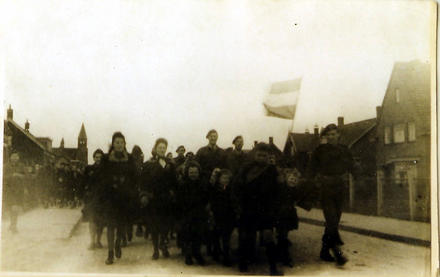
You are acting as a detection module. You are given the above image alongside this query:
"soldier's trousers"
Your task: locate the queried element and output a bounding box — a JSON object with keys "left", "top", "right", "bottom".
{"left": 320, "top": 180, "right": 345, "bottom": 248}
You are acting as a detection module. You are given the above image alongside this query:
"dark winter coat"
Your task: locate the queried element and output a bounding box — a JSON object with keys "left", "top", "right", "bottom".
{"left": 232, "top": 162, "right": 282, "bottom": 230}
{"left": 93, "top": 151, "right": 137, "bottom": 226}
{"left": 176, "top": 176, "right": 209, "bottom": 228}
{"left": 209, "top": 184, "right": 236, "bottom": 231}
{"left": 81, "top": 163, "right": 102, "bottom": 221}
{"left": 277, "top": 184, "right": 299, "bottom": 231}
{"left": 139, "top": 157, "right": 177, "bottom": 220}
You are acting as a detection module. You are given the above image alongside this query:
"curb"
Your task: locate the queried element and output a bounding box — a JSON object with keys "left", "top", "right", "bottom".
{"left": 299, "top": 217, "right": 430, "bottom": 247}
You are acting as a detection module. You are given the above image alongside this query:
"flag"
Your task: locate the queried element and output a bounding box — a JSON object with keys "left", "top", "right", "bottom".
{"left": 263, "top": 78, "right": 301, "bottom": 119}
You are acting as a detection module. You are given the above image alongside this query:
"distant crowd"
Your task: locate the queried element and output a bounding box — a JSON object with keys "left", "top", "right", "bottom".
{"left": 3, "top": 125, "right": 354, "bottom": 275}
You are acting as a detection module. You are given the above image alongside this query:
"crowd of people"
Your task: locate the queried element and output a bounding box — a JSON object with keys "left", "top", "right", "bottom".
{"left": 3, "top": 124, "right": 355, "bottom": 275}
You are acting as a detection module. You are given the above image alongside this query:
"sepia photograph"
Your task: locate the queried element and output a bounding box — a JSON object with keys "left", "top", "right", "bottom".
{"left": 0, "top": 0, "right": 437, "bottom": 276}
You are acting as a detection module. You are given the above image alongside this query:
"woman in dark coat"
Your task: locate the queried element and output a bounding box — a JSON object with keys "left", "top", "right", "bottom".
{"left": 82, "top": 148, "right": 104, "bottom": 250}
{"left": 139, "top": 138, "right": 177, "bottom": 260}
{"left": 94, "top": 132, "right": 137, "bottom": 265}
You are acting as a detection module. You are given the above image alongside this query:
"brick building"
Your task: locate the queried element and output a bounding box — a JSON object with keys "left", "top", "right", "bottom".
{"left": 376, "top": 60, "right": 431, "bottom": 222}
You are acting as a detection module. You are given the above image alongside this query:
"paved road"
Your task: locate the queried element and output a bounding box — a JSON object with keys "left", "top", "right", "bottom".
{"left": 1, "top": 208, "right": 430, "bottom": 276}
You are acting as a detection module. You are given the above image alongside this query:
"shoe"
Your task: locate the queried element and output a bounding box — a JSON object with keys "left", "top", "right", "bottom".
{"left": 162, "top": 247, "right": 170, "bottom": 258}
{"left": 222, "top": 257, "right": 232, "bottom": 267}
{"left": 121, "top": 238, "right": 127, "bottom": 247}
{"left": 105, "top": 251, "right": 114, "bottom": 265}
{"left": 331, "top": 247, "right": 347, "bottom": 266}
{"left": 270, "top": 264, "right": 284, "bottom": 276}
{"left": 96, "top": 242, "right": 103, "bottom": 249}
{"left": 282, "top": 257, "right": 294, "bottom": 268}
{"left": 88, "top": 243, "right": 96, "bottom": 250}
{"left": 320, "top": 247, "right": 335, "bottom": 262}
{"left": 136, "top": 226, "right": 143, "bottom": 237}
{"left": 152, "top": 251, "right": 159, "bottom": 260}
{"left": 115, "top": 245, "right": 122, "bottom": 259}
{"left": 194, "top": 254, "right": 206, "bottom": 266}
{"left": 185, "top": 255, "right": 194, "bottom": 265}
{"left": 239, "top": 262, "right": 248, "bottom": 273}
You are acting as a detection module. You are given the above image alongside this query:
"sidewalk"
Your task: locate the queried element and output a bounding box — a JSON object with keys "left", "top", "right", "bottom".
{"left": 297, "top": 208, "right": 431, "bottom": 247}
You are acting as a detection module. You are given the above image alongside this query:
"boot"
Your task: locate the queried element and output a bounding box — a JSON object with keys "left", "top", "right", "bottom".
{"left": 185, "top": 255, "right": 194, "bottom": 265}
{"left": 161, "top": 245, "right": 170, "bottom": 258}
{"left": 115, "top": 245, "right": 122, "bottom": 259}
{"left": 105, "top": 250, "right": 114, "bottom": 265}
{"left": 270, "top": 264, "right": 284, "bottom": 276}
{"left": 320, "top": 245, "right": 335, "bottom": 262}
{"left": 152, "top": 250, "right": 159, "bottom": 260}
{"left": 136, "top": 225, "right": 143, "bottom": 237}
{"left": 331, "top": 246, "right": 347, "bottom": 266}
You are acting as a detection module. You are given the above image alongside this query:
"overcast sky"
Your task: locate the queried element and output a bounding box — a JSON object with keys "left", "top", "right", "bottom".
{"left": 1, "top": 0, "right": 434, "bottom": 163}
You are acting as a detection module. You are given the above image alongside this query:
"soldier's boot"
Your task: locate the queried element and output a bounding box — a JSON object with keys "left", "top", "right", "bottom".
{"left": 105, "top": 250, "right": 114, "bottom": 265}
{"left": 331, "top": 246, "right": 347, "bottom": 266}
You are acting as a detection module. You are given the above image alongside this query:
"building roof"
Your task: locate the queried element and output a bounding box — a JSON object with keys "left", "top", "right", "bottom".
{"left": 338, "top": 118, "right": 376, "bottom": 147}
{"left": 287, "top": 133, "right": 321, "bottom": 153}
{"left": 6, "top": 119, "right": 49, "bottom": 153}
{"left": 53, "top": 147, "right": 78, "bottom": 160}
{"left": 78, "top": 123, "right": 87, "bottom": 139}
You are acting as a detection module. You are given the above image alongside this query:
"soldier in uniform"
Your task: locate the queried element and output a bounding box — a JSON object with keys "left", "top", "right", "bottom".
{"left": 195, "top": 129, "right": 226, "bottom": 184}
{"left": 232, "top": 143, "right": 283, "bottom": 275}
{"left": 225, "top": 135, "right": 247, "bottom": 176}
{"left": 174, "top": 145, "right": 186, "bottom": 168}
{"left": 307, "top": 123, "right": 354, "bottom": 266}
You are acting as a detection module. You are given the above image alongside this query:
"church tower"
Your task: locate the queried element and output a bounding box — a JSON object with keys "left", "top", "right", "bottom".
{"left": 77, "top": 123, "right": 88, "bottom": 164}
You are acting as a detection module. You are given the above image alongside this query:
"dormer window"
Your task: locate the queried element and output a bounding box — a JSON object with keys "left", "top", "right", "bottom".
{"left": 395, "top": 88, "right": 400, "bottom": 103}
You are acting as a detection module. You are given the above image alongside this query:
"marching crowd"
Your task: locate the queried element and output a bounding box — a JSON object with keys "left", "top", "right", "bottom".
{"left": 3, "top": 124, "right": 354, "bottom": 275}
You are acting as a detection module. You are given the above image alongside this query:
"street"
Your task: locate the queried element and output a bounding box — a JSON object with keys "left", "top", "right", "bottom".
{"left": 1, "top": 208, "right": 430, "bottom": 276}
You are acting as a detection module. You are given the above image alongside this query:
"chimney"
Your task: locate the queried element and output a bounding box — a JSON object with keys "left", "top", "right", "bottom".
{"left": 25, "top": 120, "right": 30, "bottom": 132}
{"left": 314, "top": 124, "right": 319, "bottom": 136}
{"left": 7, "top": 105, "right": 13, "bottom": 120}
{"left": 376, "top": 106, "right": 382, "bottom": 119}
{"left": 337, "top": 116, "right": 344, "bottom": 128}
{"left": 269, "top": 137, "right": 274, "bottom": 144}
{"left": 254, "top": 140, "right": 258, "bottom": 147}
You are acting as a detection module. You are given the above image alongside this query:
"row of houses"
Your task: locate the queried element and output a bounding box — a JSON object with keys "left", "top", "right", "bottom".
{"left": 4, "top": 105, "right": 89, "bottom": 169}
{"left": 283, "top": 60, "right": 431, "bottom": 222}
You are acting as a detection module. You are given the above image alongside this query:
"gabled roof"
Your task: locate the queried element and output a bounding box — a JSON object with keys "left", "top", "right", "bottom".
{"left": 6, "top": 119, "right": 48, "bottom": 152}
{"left": 338, "top": 118, "right": 376, "bottom": 147}
{"left": 53, "top": 147, "right": 78, "bottom": 160}
{"left": 287, "top": 133, "right": 320, "bottom": 153}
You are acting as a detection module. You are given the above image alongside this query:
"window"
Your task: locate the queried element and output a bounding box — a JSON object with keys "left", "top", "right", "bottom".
{"left": 393, "top": 124, "right": 405, "bottom": 143}
{"left": 395, "top": 88, "right": 400, "bottom": 103}
{"left": 408, "top": 122, "right": 416, "bottom": 141}
{"left": 384, "top": 126, "right": 391, "bottom": 144}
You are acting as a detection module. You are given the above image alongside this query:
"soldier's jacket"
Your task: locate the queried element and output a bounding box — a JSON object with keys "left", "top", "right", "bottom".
{"left": 195, "top": 145, "right": 226, "bottom": 182}
{"left": 307, "top": 143, "right": 354, "bottom": 177}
